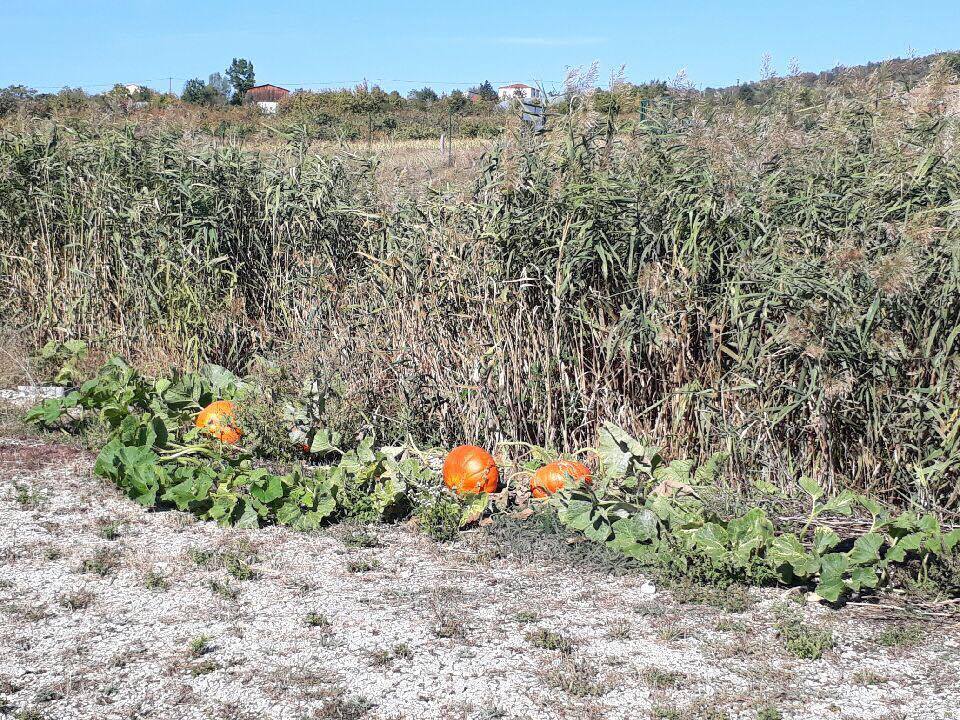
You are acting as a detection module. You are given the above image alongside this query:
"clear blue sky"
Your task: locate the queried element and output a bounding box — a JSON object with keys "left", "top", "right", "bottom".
{"left": 2, "top": 1, "right": 958, "bottom": 95}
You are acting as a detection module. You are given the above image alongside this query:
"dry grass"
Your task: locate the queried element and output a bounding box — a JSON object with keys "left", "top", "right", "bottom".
{"left": 2, "top": 65, "right": 960, "bottom": 507}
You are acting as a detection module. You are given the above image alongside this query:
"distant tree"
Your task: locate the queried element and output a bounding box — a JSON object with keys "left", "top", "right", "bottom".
{"left": 208, "top": 72, "right": 231, "bottom": 104}
{"left": 0, "top": 85, "right": 37, "bottom": 116}
{"left": 133, "top": 86, "right": 153, "bottom": 102}
{"left": 103, "top": 84, "right": 135, "bottom": 112}
{"left": 469, "top": 80, "right": 497, "bottom": 102}
{"left": 226, "top": 58, "right": 255, "bottom": 104}
{"left": 181, "top": 78, "right": 220, "bottom": 105}
{"left": 737, "top": 83, "right": 756, "bottom": 103}
{"left": 946, "top": 53, "right": 960, "bottom": 77}
{"left": 181, "top": 78, "right": 206, "bottom": 104}
{"left": 49, "top": 87, "right": 89, "bottom": 113}
{"left": 592, "top": 89, "right": 622, "bottom": 116}
{"left": 444, "top": 89, "right": 468, "bottom": 114}
{"left": 407, "top": 86, "right": 438, "bottom": 107}
{"left": 347, "top": 84, "right": 389, "bottom": 115}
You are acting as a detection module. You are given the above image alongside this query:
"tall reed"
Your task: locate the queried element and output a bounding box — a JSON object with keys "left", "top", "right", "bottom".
{"left": 2, "top": 68, "right": 959, "bottom": 508}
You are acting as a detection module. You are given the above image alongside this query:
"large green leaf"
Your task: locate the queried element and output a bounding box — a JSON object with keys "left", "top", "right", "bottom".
{"left": 848, "top": 533, "right": 883, "bottom": 565}
{"left": 812, "top": 526, "right": 841, "bottom": 555}
{"left": 597, "top": 422, "right": 659, "bottom": 479}
{"left": 815, "top": 553, "right": 851, "bottom": 602}
{"left": 768, "top": 533, "right": 819, "bottom": 577}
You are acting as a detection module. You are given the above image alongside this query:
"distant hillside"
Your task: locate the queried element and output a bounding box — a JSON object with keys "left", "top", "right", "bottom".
{"left": 704, "top": 50, "right": 960, "bottom": 103}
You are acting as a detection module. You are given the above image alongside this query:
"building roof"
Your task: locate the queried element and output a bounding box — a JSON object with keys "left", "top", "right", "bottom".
{"left": 498, "top": 83, "right": 535, "bottom": 90}
{"left": 246, "top": 84, "right": 290, "bottom": 102}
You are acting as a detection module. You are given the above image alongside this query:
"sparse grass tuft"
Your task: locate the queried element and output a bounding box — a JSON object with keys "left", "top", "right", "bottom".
{"left": 305, "top": 612, "right": 332, "bottom": 628}
{"left": 14, "top": 484, "right": 45, "bottom": 510}
{"left": 670, "top": 580, "right": 752, "bottom": 613}
{"left": 208, "top": 578, "right": 239, "bottom": 600}
{"left": 342, "top": 530, "right": 381, "bottom": 548}
{"left": 143, "top": 568, "right": 169, "bottom": 590}
{"left": 368, "top": 644, "right": 412, "bottom": 667}
{"left": 774, "top": 607, "right": 834, "bottom": 660}
{"left": 641, "top": 667, "right": 686, "bottom": 689}
{"left": 14, "top": 707, "right": 47, "bottom": 720}
{"left": 657, "top": 622, "right": 691, "bottom": 642}
{"left": 433, "top": 613, "right": 467, "bottom": 640}
{"left": 59, "top": 590, "right": 94, "bottom": 610}
{"left": 607, "top": 619, "right": 632, "bottom": 640}
{"left": 188, "top": 634, "right": 212, "bottom": 657}
{"left": 315, "top": 694, "right": 372, "bottom": 720}
{"left": 526, "top": 628, "right": 575, "bottom": 654}
{"left": 852, "top": 669, "right": 888, "bottom": 686}
{"left": 347, "top": 558, "right": 381, "bottom": 574}
{"left": 188, "top": 547, "right": 215, "bottom": 567}
{"left": 542, "top": 656, "right": 606, "bottom": 697}
{"left": 80, "top": 548, "right": 119, "bottom": 576}
{"left": 221, "top": 541, "right": 258, "bottom": 580}
{"left": 392, "top": 643, "right": 413, "bottom": 660}
{"left": 876, "top": 624, "right": 925, "bottom": 648}
{"left": 98, "top": 521, "right": 121, "bottom": 540}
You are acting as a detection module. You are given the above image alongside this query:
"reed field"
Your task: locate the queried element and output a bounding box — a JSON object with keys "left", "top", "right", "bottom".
{"left": 2, "top": 64, "right": 960, "bottom": 509}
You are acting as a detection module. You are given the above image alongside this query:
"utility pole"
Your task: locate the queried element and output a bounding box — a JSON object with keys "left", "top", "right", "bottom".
{"left": 168, "top": 77, "right": 172, "bottom": 95}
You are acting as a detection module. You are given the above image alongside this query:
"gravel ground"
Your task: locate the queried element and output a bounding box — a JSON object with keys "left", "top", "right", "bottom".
{"left": 1, "top": 435, "right": 959, "bottom": 720}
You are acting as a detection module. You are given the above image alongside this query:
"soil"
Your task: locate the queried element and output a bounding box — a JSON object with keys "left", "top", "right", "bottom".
{"left": 1, "top": 436, "right": 958, "bottom": 720}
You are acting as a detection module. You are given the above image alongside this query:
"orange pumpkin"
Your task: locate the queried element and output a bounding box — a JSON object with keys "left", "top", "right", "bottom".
{"left": 195, "top": 400, "right": 241, "bottom": 444}
{"left": 443, "top": 445, "right": 499, "bottom": 494}
{"left": 531, "top": 460, "right": 592, "bottom": 498}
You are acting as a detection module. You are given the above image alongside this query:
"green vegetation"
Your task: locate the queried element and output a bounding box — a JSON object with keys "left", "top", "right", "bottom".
{"left": 4, "top": 57, "right": 960, "bottom": 510}
{"left": 876, "top": 624, "right": 925, "bottom": 648}
{"left": 774, "top": 607, "right": 835, "bottom": 659}
{"left": 5, "top": 54, "right": 960, "bottom": 607}
{"left": 526, "top": 628, "right": 575, "bottom": 654}
{"left": 18, "top": 350, "right": 960, "bottom": 603}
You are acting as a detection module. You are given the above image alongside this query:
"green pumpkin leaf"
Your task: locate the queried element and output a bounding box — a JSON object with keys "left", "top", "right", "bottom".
{"left": 249, "top": 474, "right": 285, "bottom": 504}
{"left": 769, "top": 533, "right": 819, "bottom": 577}
{"left": 597, "top": 422, "right": 659, "bottom": 480}
{"left": 943, "top": 529, "right": 960, "bottom": 552}
{"left": 162, "top": 470, "right": 214, "bottom": 511}
{"left": 885, "top": 532, "right": 925, "bottom": 563}
{"left": 849, "top": 565, "right": 879, "bottom": 590}
{"left": 558, "top": 499, "right": 595, "bottom": 532}
{"left": 235, "top": 501, "right": 261, "bottom": 529}
{"left": 690, "top": 522, "right": 730, "bottom": 561}
{"left": 815, "top": 553, "right": 850, "bottom": 602}
{"left": 799, "top": 476, "right": 823, "bottom": 501}
{"left": 583, "top": 514, "right": 613, "bottom": 544}
{"left": 820, "top": 490, "right": 855, "bottom": 517}
{"left": 813, "top": 526, "right": 841, "bottom": 555}
{"left": 459, "top": 493, "right": 489, "bottom": 527}
{"left": 609, "top": 509, "right": 659, "bottom": 546}
{"left": 849, "top": 533, "right": 883, "bottom": 565}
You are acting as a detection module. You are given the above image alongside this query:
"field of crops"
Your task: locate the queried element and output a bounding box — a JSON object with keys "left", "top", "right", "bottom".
{"left": 2, "top": 64, "right": 960, "bottom": 514}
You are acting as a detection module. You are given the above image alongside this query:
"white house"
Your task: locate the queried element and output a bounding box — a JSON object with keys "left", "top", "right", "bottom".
{"left": 497, "top": 83, "right": 541, "bottom": 102}
{"left": 245, "top": 84, "right": 290, "bottom": 114}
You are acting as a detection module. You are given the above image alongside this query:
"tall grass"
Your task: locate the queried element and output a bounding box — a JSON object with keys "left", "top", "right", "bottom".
{"left": 2, "top": 67, "right": 959, "bottom": 507}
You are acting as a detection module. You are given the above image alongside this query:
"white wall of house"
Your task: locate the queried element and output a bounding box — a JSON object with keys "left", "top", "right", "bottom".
{"left": 256, "top": 101, "right": 280, "bottom": 114}
{"left": 498, "top": 85, "right": 541, "bottom": 102}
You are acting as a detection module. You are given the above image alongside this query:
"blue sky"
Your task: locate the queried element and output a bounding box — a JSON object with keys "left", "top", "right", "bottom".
{"left": 2, "top": 1, "right": 958, "bottom": 95}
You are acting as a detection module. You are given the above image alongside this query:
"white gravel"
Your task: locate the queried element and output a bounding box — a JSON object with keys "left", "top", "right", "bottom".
{"left": 1, "top": 434, "right": 959, "bottom": 720}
